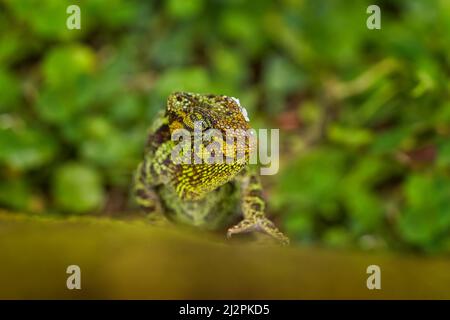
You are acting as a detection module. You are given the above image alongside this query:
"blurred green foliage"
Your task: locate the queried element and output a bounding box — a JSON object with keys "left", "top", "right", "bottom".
{"left": 0, "top": 0, "right": 449, "bottom": 253}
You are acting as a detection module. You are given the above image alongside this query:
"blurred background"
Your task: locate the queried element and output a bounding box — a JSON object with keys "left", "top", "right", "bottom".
{"left": 0, "top": 0, "right": 449, "bottom": 255}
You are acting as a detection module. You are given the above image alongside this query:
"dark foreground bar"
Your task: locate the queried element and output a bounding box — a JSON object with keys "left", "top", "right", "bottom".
{"left": 0, "top": 300, "right": 447, "bottom": 318}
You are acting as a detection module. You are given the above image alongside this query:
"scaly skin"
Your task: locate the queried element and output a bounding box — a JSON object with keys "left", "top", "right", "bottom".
{"left": 133, "top": 92, "right": 289, "bottom": 245}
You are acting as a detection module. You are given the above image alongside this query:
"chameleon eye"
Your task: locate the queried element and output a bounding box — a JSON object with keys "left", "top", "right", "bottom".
{"left": 184, "top": 112, "right": 211, "bottom": 130}
{"left": 201, "top": 117, "right": 212, "bottom": 130}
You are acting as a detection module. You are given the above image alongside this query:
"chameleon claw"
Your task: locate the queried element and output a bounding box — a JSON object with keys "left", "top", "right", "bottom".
{"left": 227, "top": 218, "right": 290, "bottom": 245}
{"left": 257, "top": 218, "right": 290, "bottom": 246}
{"left": 227, "top": 219, "right": 258, "bottom": 238}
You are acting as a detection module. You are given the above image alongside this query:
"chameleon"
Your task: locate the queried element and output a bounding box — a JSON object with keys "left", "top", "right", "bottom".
{"left": 133, "top": 92, "right": 289, "bottom": 245}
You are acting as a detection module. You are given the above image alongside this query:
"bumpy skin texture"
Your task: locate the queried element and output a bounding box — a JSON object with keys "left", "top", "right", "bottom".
{"left": 133, "top": 92, "right": 289, "bottom": 244}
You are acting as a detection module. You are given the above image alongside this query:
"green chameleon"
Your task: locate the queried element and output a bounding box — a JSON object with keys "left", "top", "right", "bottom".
{"left": 133, "top": 92, "right": 289, "bottom": 245}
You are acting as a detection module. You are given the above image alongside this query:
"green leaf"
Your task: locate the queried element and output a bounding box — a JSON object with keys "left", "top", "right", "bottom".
{"left": 166, "top": 0, "right": 204, "bottom": 19}
{"left": 399, "top": 174, "right": 450, "bottom": 250}
{"left": 327, "top": 125, "right": 373, "bottom": 147}
{"left": 52, "top": 163, "right": 104, "bottom": 214}
{"left": 0, "top": 179, "right": 31, "bottom": 211}
{"left": 42, "top": 45, "right": 96, "bottom": 90}
{"left": 0, "top": 127, "right": 57, "bottom": 170}
{"left": 0, "top": 69, "right": 20, "bottom": 112}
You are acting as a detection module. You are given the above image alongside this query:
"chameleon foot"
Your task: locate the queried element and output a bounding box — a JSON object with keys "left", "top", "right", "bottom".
{"left": 227, "top": 218, "right": 290, "bottom": 245}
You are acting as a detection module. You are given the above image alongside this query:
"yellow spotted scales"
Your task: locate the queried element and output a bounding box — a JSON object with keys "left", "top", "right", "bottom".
{"left": 133, "top": 92, "right": 289, "bottom": 244}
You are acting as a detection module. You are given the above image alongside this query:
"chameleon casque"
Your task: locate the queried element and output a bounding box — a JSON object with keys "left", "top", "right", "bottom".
{"left": 133, "top": 92, "right": 289, "bottom": 244}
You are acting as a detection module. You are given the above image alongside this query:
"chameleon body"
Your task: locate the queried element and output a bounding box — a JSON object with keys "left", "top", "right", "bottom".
{"left": 133, "top": 92, "right": 289, "bottom": 244}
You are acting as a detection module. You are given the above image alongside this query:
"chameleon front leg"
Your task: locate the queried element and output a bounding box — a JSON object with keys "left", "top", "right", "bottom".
{"left": 133, "top": 160, "right": 163, "bottom": 215}
{"left": 227, "top": 170, "right": 290, "bottom": 245}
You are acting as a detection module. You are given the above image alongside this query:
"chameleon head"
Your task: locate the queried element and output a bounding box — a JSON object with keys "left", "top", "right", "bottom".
{"left": 167, "top": 92, "right": 251, "bottom": 134}
{"left": 166, "top": 92, "right": 253, "bottom": 199}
